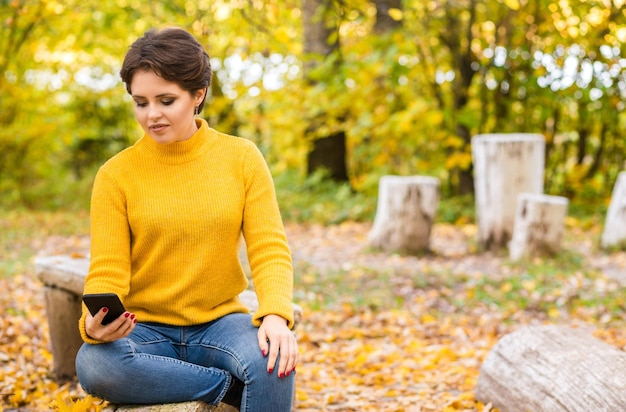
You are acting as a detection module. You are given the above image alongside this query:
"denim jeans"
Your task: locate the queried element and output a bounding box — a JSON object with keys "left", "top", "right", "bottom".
{"left": 75, "top": 313, "right": 295, "bottom": 411}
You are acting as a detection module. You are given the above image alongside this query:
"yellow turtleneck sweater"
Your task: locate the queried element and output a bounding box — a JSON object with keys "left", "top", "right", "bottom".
{"left": 79, "top": 119, "right": 293, "bottom": 344}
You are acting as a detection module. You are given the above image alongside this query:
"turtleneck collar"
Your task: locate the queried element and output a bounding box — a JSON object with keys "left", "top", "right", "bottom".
{"left": 137, "top": 118, "right": 216, "bottom": 164}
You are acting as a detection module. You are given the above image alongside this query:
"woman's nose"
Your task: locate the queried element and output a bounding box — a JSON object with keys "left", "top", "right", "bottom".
{"left": 147, "top": 104, "right": 162, "bottom": 120}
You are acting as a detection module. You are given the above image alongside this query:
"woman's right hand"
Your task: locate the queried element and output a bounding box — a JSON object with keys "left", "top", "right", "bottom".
{"left": 85, "top": 308, "right": 136, "bottom": 342}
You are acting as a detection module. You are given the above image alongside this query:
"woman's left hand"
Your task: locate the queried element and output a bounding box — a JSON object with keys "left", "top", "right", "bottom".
{"left": 258, "top": 314, "right": 298, "bottom": 378}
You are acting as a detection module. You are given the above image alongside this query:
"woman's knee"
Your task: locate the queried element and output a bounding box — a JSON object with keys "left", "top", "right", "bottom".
{"left": 75, "top": 341, "right": 132, "bottom": 394}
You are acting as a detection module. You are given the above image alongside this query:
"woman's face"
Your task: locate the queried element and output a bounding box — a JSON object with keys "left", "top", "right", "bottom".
{"left": 130, "top": 70, "right": 205, "bottom": 144}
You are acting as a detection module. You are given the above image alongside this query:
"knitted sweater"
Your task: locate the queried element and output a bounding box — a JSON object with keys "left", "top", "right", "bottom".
{"left": 79, "top": 119, "right": 293, "bottom": 344}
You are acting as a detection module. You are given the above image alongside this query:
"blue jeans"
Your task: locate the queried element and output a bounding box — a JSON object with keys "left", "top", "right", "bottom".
{"left": 75, "top": 313, "right": 295, "bottom": 411}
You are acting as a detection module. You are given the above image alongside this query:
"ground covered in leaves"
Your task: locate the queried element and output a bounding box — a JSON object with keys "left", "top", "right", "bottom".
{"left": 2, "top": 219, "right": 626, "bottom": 411}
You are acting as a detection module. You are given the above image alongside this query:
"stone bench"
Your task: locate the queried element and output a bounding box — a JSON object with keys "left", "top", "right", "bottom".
{"left": 35, "top": 255, "right": 302, "bottom": 411}
{"left": 103, "top": 401, "right": 236, "bottom": 412}
{"left": 103, "top": 402, "right": 235, "bottom": 412}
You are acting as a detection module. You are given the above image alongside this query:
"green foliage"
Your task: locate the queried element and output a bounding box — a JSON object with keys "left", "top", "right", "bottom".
{"left": 1, "top": 0, "right": 625, "bottom": 211}
{"left": 275, "top": 169, "right": 376, "bottom": 224}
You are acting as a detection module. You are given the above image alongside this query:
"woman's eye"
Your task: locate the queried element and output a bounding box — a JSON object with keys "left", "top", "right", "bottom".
{"left": 135, "top": 101, "right": 147, "bottom": 108}
{"left": 162, "top": 99, "right": 174, "bottom": 105}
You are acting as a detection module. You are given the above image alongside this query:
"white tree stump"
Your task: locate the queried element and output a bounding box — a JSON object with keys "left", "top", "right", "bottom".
{"left": 475, "top": 325, "right": 626, "bottom": 412}
{"left": 472, "top": 133, "right": 545, "bottom": 251}
{"left": 509, "top": 193, "right": 569, "bottom": 261}
{"left": 368, "top": 175, "right": 440, "bottom": 254}
{"left": 601, "top": 171, "right": 626, "bottom": 250}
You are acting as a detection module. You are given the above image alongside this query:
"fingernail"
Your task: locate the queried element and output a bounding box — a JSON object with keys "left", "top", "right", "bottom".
{"left": 268, "top": 368, "right": 273, "bottom": 374}
{"left": 286, "top": 371, "right": 291, "bottom": 377}
{"left": 133, "top": 319, "right": 137, "bottom": 324}
{"left": 124, "top": 312, "right": 130, "bottom": 318}
{"left": 130, "top": 314, "right": 135, "bottom": 320}
{"left": 279, "top": 372, "right": 284, "bottom": 378}
{"left": 262, "top": 350, "right": 267, "bottom": 357}
{"left": 102, "top": 307, "right": 108, "bottom": 313}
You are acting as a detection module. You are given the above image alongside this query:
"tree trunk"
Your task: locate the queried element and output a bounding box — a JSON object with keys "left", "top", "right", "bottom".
{"left": 475, "top": 325, "right": 626, "bottom": 412}
{"left": 373, "top": 0, "right": 402, "bottom": 33}
{"left": 601, "top": 171, "right": 626, "bottom": 249}
{"left": 509, "top": 193, "right": 569, "bottom": 261}
{"left": 368, "top": 175, "right": 440, "bottom": 254}
{"left": 302, "top": 0, "right": 349, "bottom": 182}
{"left": 471, "top": 133, "right": 545, "bottom": 251}
{"left": 306, "top": 131, "right": 349, "bottom": 181}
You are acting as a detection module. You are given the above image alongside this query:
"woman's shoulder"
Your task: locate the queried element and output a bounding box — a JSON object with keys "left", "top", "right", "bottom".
{"left": 210, "top": 129, "right": 264, "bottom": 165}
{"left": 212, "top": 128, "right": 257, "bottom": 150}
{"left": 98, "top": 142, "right": 141, "bottom": 172}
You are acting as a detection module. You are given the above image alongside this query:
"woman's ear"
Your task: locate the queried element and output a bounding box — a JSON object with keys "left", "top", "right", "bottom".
{"left": 195, "top": 88, "right": 207, "bottom": 106}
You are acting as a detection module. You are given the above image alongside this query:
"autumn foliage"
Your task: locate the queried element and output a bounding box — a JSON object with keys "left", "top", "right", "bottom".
{"left": 2, "top": 214, "right": 626, "bottom": 411}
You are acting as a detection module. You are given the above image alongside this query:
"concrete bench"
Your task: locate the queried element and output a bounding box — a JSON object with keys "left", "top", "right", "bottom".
{"left": 35, "top": 254, "right": 302, "bottom": 411}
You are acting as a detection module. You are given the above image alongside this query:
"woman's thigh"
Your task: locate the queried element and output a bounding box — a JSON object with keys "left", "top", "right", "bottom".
{"left": 186, "top": 313, "right": 262, "bottom": 379}
{"left": 185, "top": 313, "right": 295, "bottom": 411}
{"left": 75, "top": 323, "right": 230, "bottom": 404}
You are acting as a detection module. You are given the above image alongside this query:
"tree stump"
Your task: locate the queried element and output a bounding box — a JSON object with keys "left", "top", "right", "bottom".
{"left": 509, "top": 193, "right": 569, "bottom": 261}
{"left": 368, "top": 175, "right": 440, "bottom": 254}
{"left": 601, "top": 171, "right": 626, "bottom": 250}
{"left": 475, "top": 325, "right": 626, "bottom": 412}
{"left": 471, "top": 133, "right": 545, "bottom": 251}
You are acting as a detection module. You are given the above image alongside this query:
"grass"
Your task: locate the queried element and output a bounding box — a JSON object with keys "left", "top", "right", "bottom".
{"left": 0, "top": 209, "right": 90, "bottom": 278}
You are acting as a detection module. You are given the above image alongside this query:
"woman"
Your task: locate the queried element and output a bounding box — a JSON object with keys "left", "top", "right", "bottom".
{"left": 75, "top": 27, "right": 297, "bottom": 411}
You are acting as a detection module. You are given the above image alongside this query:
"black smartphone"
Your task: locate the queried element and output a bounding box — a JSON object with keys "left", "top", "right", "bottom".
{"left": 82, "top": 293, "right": 126, "bottom": 325}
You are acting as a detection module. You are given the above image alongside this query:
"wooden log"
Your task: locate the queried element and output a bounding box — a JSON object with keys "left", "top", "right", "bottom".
{"left": 475, "top": 325, "right": 626, "bottom": 412}
{"left": 601, "top": 171, "right": 626, "bottom": 250}
{"left": 368, "top": 175, "right": 440, "bottom": 254}
{"left": 471, "top": 133, "right": 545, "bottom": 251}
{"left": 509, "top": 193, "right": 569, "bottom": 261}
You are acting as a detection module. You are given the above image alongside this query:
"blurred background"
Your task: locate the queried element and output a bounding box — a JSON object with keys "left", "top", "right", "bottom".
{"left": 1, "top": 0, "right": 626, "bottom": 223}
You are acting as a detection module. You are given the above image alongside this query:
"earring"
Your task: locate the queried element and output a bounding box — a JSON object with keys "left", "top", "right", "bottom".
{"left": 194, "top": 106, "right": 200, "bottom": 117}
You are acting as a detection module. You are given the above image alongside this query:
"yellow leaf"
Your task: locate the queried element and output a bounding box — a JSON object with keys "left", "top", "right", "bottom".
{"left": 385, "top": 388, "right": 399, "bottom": 397}
{"left": 388, "top": 8, "right": 403, "bottom": 21}
{"left": 502, "top": 0, "right": 520, "bottom": 10}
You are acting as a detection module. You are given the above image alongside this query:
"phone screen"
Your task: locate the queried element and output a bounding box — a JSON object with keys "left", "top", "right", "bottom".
{"left": 82, "top": 293, "right": 126, "bottom": 325}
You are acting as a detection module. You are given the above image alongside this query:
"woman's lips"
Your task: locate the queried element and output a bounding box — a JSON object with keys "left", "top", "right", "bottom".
{"left": 149, "top": 124, "right": 168, "bottom": 133}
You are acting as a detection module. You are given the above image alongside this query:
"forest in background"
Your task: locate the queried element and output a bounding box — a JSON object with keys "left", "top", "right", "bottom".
{"left": 1, "top": 0, "right": 626, "bottom": 214}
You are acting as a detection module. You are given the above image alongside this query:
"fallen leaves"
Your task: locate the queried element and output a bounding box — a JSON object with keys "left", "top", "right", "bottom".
{"left": 0, "top": 274, "right": 94, "bottom": 411}
{"left": 2, "top": 220, "right": 626, "bottom": 411}
{"left": 295, "top": 300, "right": 496, "bottom": 411}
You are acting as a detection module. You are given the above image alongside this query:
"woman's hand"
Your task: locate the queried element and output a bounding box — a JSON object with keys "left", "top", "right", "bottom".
{"left": 84, "top": 308, "right": 136, "bottom": 342}
{"left": 258, "top": 314, "right": 298, "bottom": 378}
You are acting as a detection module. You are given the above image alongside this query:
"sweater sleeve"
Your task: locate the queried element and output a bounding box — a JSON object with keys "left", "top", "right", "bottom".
{"left": 241, "top": 144, "right": 294, "bottom": 329}
{"left": 79, "top": 167, "right": 132, "bottom": 343}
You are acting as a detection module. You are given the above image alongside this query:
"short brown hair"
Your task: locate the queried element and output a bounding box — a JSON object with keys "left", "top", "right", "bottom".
{"left": 120, "top": 27, "right": 212, "bottom": 111}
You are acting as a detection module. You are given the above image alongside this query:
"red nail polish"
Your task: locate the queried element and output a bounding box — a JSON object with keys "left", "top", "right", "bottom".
{"left": 133, "top": 319, "right": 137, "bottom": 324}
{"left": 268, "top": 368, "right": 273, "bottom": 374}
{"left": 130, "top": 314, "right": 135, "bottom": 320}
{"left": 262, "top": 350, "right": 267, "bottom": 357}
{"left": 279, "top": 372, "right": 284, "bottom": 378}
{"left": 102, "top": 307, "right": 108, "bottom": 313}
{"left": 286, "top": 371, "right": 290, "bottom": 377}
{"left": 124, "top": 312, "right": 130, "bottom": 318}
